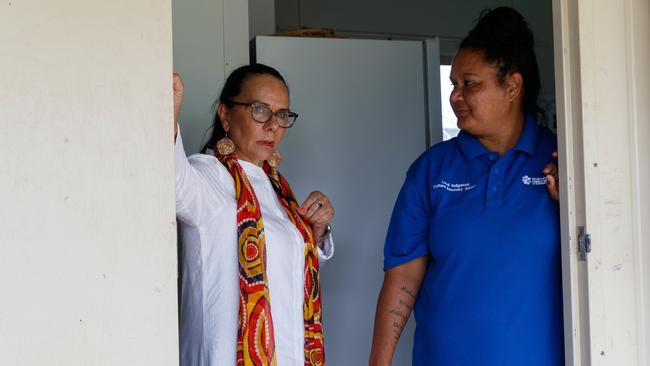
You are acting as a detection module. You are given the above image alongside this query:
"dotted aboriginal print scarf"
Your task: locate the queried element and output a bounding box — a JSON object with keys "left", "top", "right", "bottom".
{"left": 217, "top": 152, "right": 325, "bottom": 366}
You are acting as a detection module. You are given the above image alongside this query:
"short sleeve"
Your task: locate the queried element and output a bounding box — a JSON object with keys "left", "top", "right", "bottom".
{"left": 383, "top": 173, "right": 430, "bottom": 270}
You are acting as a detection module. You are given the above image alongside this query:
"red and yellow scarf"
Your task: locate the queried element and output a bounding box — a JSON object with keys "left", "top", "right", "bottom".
{"left": 218, "top": 152, "right": 325, "bottom": 366}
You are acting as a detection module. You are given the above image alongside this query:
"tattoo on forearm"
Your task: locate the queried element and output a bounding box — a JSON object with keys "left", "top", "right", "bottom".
{"left": 388, "top": 286, "right": 417, "bottom": 341}
{"left": 399, "top": 299, "right": 413, "bottom": 311}
{"left": 401, "top": 286, "right": 417, "bottom": 300}
{"left": 392, "top": 320, "right": 403, "bottom": 339}
{"left": 389, "top": 308, "right": 407, "bottom": 319}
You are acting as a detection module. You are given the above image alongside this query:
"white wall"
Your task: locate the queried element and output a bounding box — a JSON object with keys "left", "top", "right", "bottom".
{"left": 172, "top": 0, "right": 249, "bottom": 154}
{"left": 0, "top": 1, "right": 178, "bottom": 365}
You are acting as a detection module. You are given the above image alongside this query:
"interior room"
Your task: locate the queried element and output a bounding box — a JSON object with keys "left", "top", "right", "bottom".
{"left": 172, "top": 1, "right": 557, "bottom": 364}
{"left": 2, "top": 0, "right": 648, "bottom": 365}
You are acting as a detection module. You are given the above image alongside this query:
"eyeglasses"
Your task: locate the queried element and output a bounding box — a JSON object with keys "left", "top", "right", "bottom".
{"left": 228, "top": 101, "right": 299, "bottom": 128}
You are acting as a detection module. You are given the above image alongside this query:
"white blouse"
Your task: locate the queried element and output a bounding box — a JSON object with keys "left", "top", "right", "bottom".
{"left": 174, "top": 131, "right": 334, "bottom": 366}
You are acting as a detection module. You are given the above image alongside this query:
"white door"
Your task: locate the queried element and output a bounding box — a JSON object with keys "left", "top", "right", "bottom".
{"left": 553, "top": 0, "right": 650, "bottom": 364}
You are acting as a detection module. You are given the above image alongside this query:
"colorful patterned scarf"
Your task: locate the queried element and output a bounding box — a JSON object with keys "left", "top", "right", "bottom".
{"left": 217, "top": 152, "right": 325, "bottom": 366}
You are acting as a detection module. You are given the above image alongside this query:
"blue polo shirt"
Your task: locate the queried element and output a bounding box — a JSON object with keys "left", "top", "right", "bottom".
{"left": 384, "top": 116, "right": 564, "bottom": 366}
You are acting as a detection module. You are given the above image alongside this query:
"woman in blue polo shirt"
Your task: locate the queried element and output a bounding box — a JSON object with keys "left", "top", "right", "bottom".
{"left": 369, "top": 7, "right": 562, "bottom": 366}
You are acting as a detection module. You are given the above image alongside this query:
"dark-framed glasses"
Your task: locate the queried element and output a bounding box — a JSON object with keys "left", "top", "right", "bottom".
{"left": 229, "top": 101, "right": 299, "bottom": 128}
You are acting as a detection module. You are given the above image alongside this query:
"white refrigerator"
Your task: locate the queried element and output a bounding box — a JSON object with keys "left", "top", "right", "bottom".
{"left": 254, "top": 35, "right": 443, "bottom": 365}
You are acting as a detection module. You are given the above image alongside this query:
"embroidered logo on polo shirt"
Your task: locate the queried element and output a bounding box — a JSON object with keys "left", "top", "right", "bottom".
{"left": 433, "top": 180, "right": 476, "bottom": 192}
{"left": 521, "top": 175, "right": 548, "bottom": 186}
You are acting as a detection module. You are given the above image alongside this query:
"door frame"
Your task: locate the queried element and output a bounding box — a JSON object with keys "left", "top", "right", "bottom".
{"left": 553, "top": 0, "right": 650, "bottom": 364}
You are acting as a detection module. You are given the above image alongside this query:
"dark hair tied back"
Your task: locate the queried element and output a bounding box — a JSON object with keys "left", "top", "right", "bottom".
{"left": 202, "top": 63, "right": 288, "bottom": 153}
{"left": 460, "top": 7, "right": 541, "bottom": 116}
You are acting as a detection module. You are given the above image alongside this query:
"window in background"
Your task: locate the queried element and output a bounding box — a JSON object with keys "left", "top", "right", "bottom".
{"left": 440, "top": 65, "right": 460, "bottom": 141}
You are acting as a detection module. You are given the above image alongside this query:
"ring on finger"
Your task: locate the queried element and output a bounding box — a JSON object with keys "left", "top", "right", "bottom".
{"left": 317, "top": 200, "right": 324, "bottom": 208}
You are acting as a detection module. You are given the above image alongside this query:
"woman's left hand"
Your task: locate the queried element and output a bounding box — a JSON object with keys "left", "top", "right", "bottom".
{"left": 300, "top": 191, "right": 335, "bottom": 237}
{"left": 543, "top": 151, "right": 559, "bottom": 201}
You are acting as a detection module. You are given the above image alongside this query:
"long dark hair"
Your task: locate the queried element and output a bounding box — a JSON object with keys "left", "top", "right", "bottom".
{"left": 459, "top": 7, "right": 541, "bottom": 116}
{"left": 201, "top": 63, "right": 288, "bottom": 153}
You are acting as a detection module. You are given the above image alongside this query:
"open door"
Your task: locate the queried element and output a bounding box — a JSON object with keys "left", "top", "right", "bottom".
{"left": 553, "top": 0, "right": 650, "bottom": 364}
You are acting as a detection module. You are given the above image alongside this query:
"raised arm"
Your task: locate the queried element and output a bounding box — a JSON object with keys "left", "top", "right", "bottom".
{"left": 369, "top": 256, "right": 428, "bottom": 366}
{"left": 172, "top": 70, "right": 211, "bottom": 225}
{"left": 173, "top": 68, "right": 183, "bottom": 140}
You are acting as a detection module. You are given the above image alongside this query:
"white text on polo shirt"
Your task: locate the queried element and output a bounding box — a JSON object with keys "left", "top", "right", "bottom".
{"left": 432, "top": 180, "right": 476, "bottom": 192}
{"left": 521, "top": 175, "right": 548, "bottom": 186}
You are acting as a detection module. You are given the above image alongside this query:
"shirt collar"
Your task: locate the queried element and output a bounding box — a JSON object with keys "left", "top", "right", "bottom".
{"left": 239, "top": 159, "right": 266, "bottom": 178}
{"left": 456, "top": 129, "right": 490, "bottom": 160}
{"left": 456, "top": 114, "right": 539, "bottom": 160}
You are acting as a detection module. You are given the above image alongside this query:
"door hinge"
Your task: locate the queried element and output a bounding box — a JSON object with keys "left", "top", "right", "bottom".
{"left": 578, "top": 226, "right": 591, "bottom": 261}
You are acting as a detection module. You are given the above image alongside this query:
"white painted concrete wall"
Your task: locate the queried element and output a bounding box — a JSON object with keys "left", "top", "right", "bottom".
{"left": 0, "top": 1, "right": 178, "bottom": 365}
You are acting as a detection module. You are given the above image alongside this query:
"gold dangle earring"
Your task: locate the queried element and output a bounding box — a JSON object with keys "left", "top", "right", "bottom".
{"left": 268, "top": 150, "right": 282, "bottom": 181}
{"left": 216, "top": 130, "right": 236, "bottom": 156}
{"left": 268, "top": 150, "right": 283, "bottom": 168}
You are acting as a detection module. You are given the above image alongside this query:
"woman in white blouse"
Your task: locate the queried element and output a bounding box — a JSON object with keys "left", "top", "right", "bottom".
{"left": 172, "top": 64, "right": 335, "bottom": 366}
